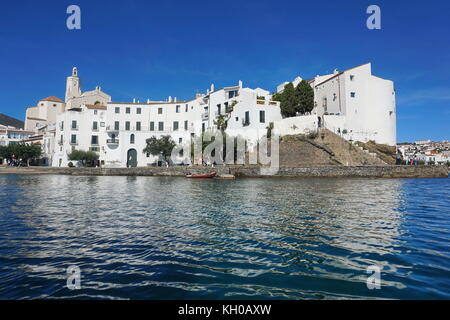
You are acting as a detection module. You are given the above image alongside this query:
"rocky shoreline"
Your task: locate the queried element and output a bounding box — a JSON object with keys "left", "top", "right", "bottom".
{"left": 0, "top": 165, "right": 447, "bottom": 178}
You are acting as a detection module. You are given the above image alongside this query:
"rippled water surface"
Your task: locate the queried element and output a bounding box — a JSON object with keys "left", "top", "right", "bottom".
{"left": 0, "top": 174, "right": 449, "bottom": 299}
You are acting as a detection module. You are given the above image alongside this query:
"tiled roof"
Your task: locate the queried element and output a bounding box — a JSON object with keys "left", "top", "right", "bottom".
{"left": 40, "top": 96, "right": 64, "bottom": 103}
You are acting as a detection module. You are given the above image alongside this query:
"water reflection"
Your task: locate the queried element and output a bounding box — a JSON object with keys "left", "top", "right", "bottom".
{"left": 0, "top": 175, "right": 448, "bottom": 299}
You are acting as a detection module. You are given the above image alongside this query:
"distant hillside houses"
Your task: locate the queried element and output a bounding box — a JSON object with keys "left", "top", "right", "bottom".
{"left": 398, "top": 140, "right": 450, "bottom": 165}
{"left": 0, "top": 114, "right": 34, "bottom": 148}
{"left": 17, "top": 63, "right": 397, "bottom": 167}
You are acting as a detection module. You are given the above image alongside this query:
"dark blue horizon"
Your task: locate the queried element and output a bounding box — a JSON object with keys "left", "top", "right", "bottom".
{"left": 0, "top": 0, "right": 449, "bottom": 142}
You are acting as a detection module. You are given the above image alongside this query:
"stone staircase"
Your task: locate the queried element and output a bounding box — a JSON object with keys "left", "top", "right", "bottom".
{"left": 279, "top": 129, "right": 389, "bottom": 167}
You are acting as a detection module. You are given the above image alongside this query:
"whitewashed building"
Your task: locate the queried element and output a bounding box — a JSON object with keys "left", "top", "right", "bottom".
{"left": 274, "top": 63, "right": 397, "bottom": 146}
{"left": 51, "top": 68, "right": 282, "bottom": 167}
{"left": 25, "top": 63, "right": 396, "bottom": 167}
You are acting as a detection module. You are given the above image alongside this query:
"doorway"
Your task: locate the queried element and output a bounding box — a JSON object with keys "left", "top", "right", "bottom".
{"left": 127, "top": 149, "right": 137, "bottom": 168}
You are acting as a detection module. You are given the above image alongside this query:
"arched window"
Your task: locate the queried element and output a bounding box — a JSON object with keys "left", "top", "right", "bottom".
{"left": 130, "top": 134, "right": 135, "bottom": 144}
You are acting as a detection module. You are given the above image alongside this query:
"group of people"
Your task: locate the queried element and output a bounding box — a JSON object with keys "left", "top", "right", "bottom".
{"left": 5, "top": 156, "right": 24, "bottom": 167}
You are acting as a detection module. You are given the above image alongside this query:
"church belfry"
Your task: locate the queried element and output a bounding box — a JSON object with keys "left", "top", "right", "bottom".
{"left": 65, "top": 67, "right": 81, "bottom": 102}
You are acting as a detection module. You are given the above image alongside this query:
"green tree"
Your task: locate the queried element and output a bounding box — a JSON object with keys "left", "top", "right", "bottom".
{"left": 0, "top": 144, "right": 41, "bottom": 166}
{"left": 272, "top": 83, "right": 298, "bottom": 117}
{"left": 295, "top": 80, "right": 314, "bottom": 114}
{"left": 68, "top": 149, "right": 99, "bottom": 167}
{"left": 272, "top": 81, "right": 315, "bottom": 117}
{"left": 143, "top": 135, "right": 176, "bottom": 164}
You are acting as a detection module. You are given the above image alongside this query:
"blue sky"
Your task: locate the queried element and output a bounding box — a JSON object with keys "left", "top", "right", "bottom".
{"left": 0, "top": 0, "right": 448, "bottom": 142}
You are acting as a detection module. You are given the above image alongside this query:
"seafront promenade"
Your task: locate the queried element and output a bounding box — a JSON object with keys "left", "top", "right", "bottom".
{"left": 0, "top": 165, "right": 447, "bottom": 178}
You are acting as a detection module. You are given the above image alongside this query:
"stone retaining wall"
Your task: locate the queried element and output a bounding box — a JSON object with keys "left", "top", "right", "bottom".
{"left": 0, "top": 165, "right": 447, "bottom": 178}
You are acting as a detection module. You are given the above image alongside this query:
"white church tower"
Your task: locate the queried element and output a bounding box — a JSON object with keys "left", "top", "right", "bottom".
{"left": 65, "top": 67, "right": 81, "bottom": 102}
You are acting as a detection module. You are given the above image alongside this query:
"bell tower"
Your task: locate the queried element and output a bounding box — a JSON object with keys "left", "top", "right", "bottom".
{"left": 65, "top": 67, "right": 81, "bottom": 102}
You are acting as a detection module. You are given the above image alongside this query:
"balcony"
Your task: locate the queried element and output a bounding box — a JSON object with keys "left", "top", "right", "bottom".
{"left": 242, "top": 119, "right": 250, "bottom": 127}
{"left": 71, "top": 126, "right": 79, "bottom": 131}
{"left": 257, "top": 99, "right": 279, "bottom": 107}
{"left": 201, "top": 113, "right": 209, "bottom": 121}
{"left": 107, "top": 139, "right": 119, "bottom": 145}
{"left": 70, "top": 141, "right": 78, "bottom": 145}
{"left": 58, "top": 140, "right": 64, "bottom": 145}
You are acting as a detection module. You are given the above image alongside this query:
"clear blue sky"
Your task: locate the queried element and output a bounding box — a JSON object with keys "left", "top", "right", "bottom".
{"left": 0, "top": 0, "right": 449, "bottom": 142}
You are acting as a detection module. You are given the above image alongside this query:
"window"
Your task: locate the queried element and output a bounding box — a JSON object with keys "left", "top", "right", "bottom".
{"left": 202, "top": 123, "right": 205, "bottom": 132}
{"left": 94, "top": 110, "right": 98, "bottom": 115}
{"left": 228, "top": 90, "right": 237, "bottom": 99}
{"left": 185, "top": 104, "right": 188, "bottom": 112}
{"left": 158, "top": 122, "right": 164, "bottom": 131}
{"left": 322, "top": 97, "right": 328, "bottom": 112}
{"left": 130, "top": 134, "right": 135, "bottom": 144}
{"left": 244, "top": 111, "right": 250, "bottom": 126}
{"left": 125, "top": 121, "right": 130, "bottom": 131}
{"left": 350, "top": 75, "right": 355, "bottom": 81}
{"left": 137, "top": 108, "right": 141, "bottom": 114}
{"left": 173, "top": 121, "right": 179, "bottom": 131}
{"left": 235, "top": 117, "right": 239, "bottom": 121}
{"left": 158, "top": 107, "right": 163, "bottom": 114}
{"left": 150, "top": 121, "right": 155, "bottom": 131}
{"left": 176, "top": 105, "right": 180, "bottom": 113}
{"left": 259, "top": 110, "right": 265, "bottom": 123}
{"left": 91, "top": 135, "right": 98, "bottom": 145}
{"left": 115, "top": 107, "right": 120, "bottom": 114}
{"left": 71, "top": 134, "right": 77, "bottom": 144}
{"left": 179, "top": 138, "right": 182, "bottom": 143}
{"left": 71, "top": 120, "right": 77, "bottom": 129}
{"left": 184, "top": 120, "right": 188, "bottom": 130}
{"left": 217, "top": 104, "right": 221, "bottom": 115}
{"left": 93, "top": 121, "right": 98, "bottom": 131}
{"left": 350, "top": 92, "right": 356, "bottom": 98}
{"left": 136, "top": 122, "right": 141, "bottom": 131}
{"left": 126, "top": 107, "right": 131, "bottom": 114}
{"left": 60, "top": 121, "right": 64, "bottom": 130}
{"left": 114, "top": 121, "right": 120, "bottom": 130}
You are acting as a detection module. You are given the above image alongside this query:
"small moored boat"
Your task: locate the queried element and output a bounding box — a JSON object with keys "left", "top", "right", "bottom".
{"left": 185, "top": 172, "right": 217, "bottom": 179}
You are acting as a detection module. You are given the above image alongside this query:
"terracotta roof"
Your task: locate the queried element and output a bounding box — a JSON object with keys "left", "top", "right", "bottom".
{"left": 27, "top": 117, "right": 47, "bottom": 121}
{"left": 85, "top": 104, "right": 107, "bottom": 110}
{"left": 40, "top": 96, "right": 64, "bottom": 103}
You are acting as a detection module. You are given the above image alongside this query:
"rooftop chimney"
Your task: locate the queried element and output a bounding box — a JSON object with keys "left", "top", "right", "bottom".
{"left": 238, "top": 80, "right": 243, "bottom": 88}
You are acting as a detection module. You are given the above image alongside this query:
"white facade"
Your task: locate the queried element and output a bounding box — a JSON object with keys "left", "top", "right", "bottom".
{"left": 25, "top": 63, "right": 397, "bottom": 168}
{"left": 275, "top": 63, "right": 397, "bottom": 146}
{"left": 0, "top": 125, "right": 34, "bottom": 146}
{"left": 52, "top": 70, "right": 282, "bottom": 167}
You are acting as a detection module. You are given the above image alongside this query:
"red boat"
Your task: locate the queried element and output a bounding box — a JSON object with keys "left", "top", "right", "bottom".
{"left": 185, "top": 172, "right": 217, "bottom": 179}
